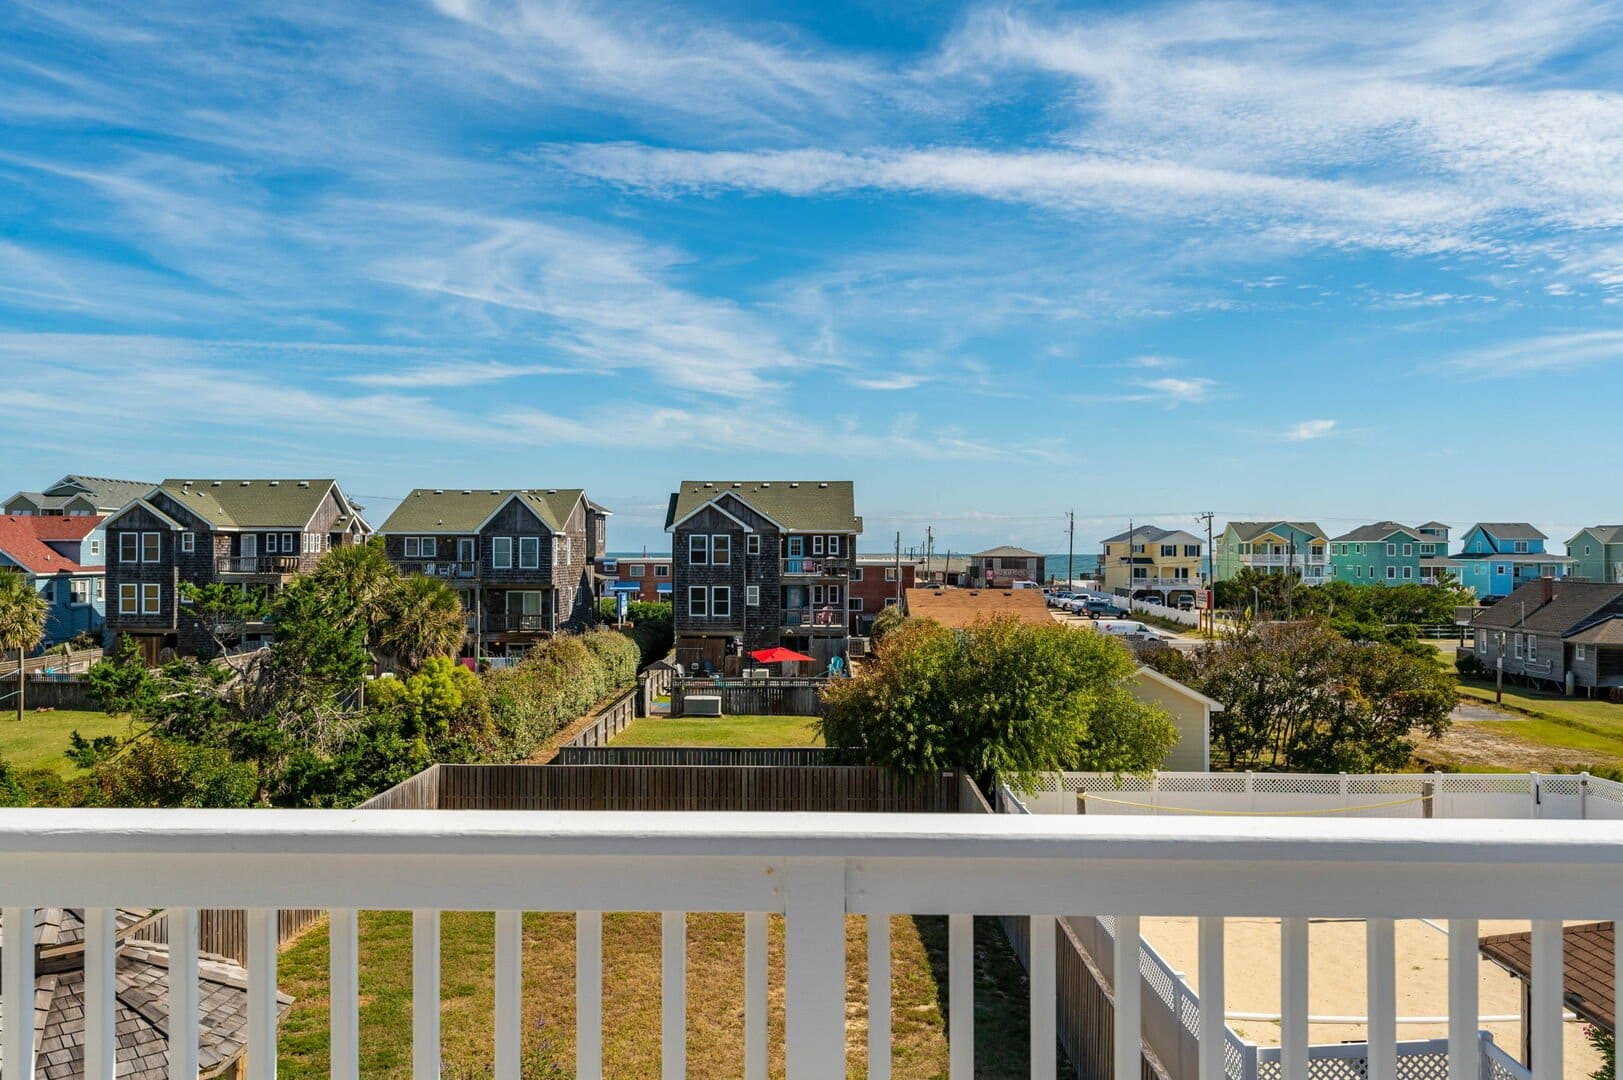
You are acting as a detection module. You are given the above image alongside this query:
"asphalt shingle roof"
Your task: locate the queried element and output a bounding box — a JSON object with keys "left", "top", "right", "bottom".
{"left": 665, "top": 481, "right": 861, "bottom": 533}
{"left": 1571, "top": 525, "right": 1623, "bottom": 546}
{"left": 972, "top": 545, "right": 1043, "bottom": 558}
{"left": 10, "top": 477, "right": 154, "bottom": 513}
{"left": 1100, "top": 525, "right": 1201, "bottom": 545}
{"left": 1470, "top": 580, "right": 1623, "bottom": 635}
{"left": 380, "top": 488, "right": 586, "bottom": 534}
{"left": 1471, "top": 522, "right": 1548, "bottom": 541}
{"left": 1226, "top": 521, "right": 1328, "bottom": 542}
{"left": 0, "top": 515, "right": 102, "bottom": 574}
{"left": 1331, "top": 521, "right": 1423, "bottom": 543}
{"left": 154, "top": 479, "right": 352, "bottom": 531}
{"left": 1480, "top": 921, "right": 1614, "bottom": 1035}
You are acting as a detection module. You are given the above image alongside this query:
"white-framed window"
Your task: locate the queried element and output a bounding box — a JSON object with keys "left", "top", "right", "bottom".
{"left": 421, "top": 537, "right": 437, "bottom": 559}
{"left": 519, "top": 536, "right": 541, "bottom": 570}
{"left": 458, "top": 538, "right": 476, "bottom": 563}
{"left": 118, "top": 583, "right": 138, "bottom": 615}
{"left": 849, "top": 597, "right": 864, "bottom": 611}
{"left": 557, "top": 536, "right": 572, "bottom": 564}
{"left": 1475, "top": 630, "right": 1485, "bottom": 652}
{"left": 404, "top": 536, "right": 420, "bottom": 558}
{"left": 811, "top": 585, "right": 825, "bottom": 604}
{"left": 1386, "top": 543, "right": 1397, "bottom": 557}
{"left": 70, "top": 579, "right": 90, "bottom": 605}
{"left": 712, "top": 535, "right": 731, "bottom": 565}
{"left": 654, "top": 564, "right": 670, "bottom": 577}
{"left": 1496, "top": 565, "right": 1507, "bottom": 576}
{"left": 142, "top": 532, "right": 161, "bottom": 563}
{"left": 828, "top": 535, "right": 841, "bottom": 556}
{"left": 711, "top": 586, "right": 731, "bottom": 618}
{"left": 1403, "top": 544, "right": 1413, "bottom": 557}
{"left": 1513, "top": 633, "right": 1523, "bottom": 658}
{"left": 883, "top": 597, "right": 898, "bottom": 607}
{"left": 1386, "top": 565, "right": 1397, "bottom": 580}
{"left": 1402, "top": 566, "right": 1413, "bottom": 580}
{"left": 265, "top": 532, "right": 279, "bottom": 554}
{"left": 747, "top": 534, "right": 761, "bottom": 556}
{"left": 688, "top": 534, "right": 709, "bottom": 565}
{"left": 1577, "top": 644, "right": 1587, "bottom": 661}
{"left": 88, "top": 538, "right": 101, "bottom": 559}
{"left": 1527, "top": 636, "right": 1538, "bottom": 661}
{"left": 884, "top": 567, "right": 898, "bottom": 582}
{"left": 827, "top": 584, "right": 842, "bottom": 605}
{"left": 280, "top": 532, "right": 294, "bottom": 552}
{"left": 119, "top": 533, "right": 139, "bottom": 563}
{"left": 746, "top": 585, "right": 760, "bottom": 607}
{"left": 1355, "top": 566, "right": 1362, "bottom": 578}
{"left": 93, "top": 578, "right": 103, "bottom": 602}
{"left": 1513, "top": 540, "right": 1530, "bottom": 554}
{"left": 140, "top": 583, "right": 161, "bottom": 615}
{"left": 687, "top": 585, "right": 707, "bottom": 617}
{"left": 629, "top": 564, "right": 646, "bottom": 578}
{"left": 811, "top": 535, "right": 824, "bottom": 555}
{"left": 492, "top": 537, "right": 513, "bottom": 569}
{"left": 852, "top": 567, "right": 864, "bottom": 582}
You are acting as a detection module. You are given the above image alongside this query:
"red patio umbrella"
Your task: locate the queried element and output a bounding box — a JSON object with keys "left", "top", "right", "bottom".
{"left": 749, "top": 646, "right": 817, "bottom": 664}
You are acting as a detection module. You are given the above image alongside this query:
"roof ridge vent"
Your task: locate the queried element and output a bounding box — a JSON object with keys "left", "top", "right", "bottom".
{"left": 211, "top": 482, "right": 221, "bottom": 487}
{"left": 298, "top": 481, "right": 310, "bottom": 488}
{"left": 546, "top": 488, "right": 557, "bottom": 494}
{"left": 240, "top": 481, "right": 250, "bottom": 486}
{"left": 462, "top": 490, "right": 471, "bottom": 495}
{"left": 790, "top": 482, "right": 800, "bottom": 488}
{"left": 819, "top": 482, "right": 828, "bottom": 488}
{"left": 268, "top": 481, "right": 279, "bottom": 486}
{"left": 433, "top": 489, "right": 444, "bottom": 495}
{"left": 490, "top": 489, "right": 500, "bottom": 495}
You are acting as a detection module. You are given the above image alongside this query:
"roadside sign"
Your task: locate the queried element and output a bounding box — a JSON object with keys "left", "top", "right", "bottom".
{"left": 1196, "top": 589, "right": 1211, "bottom": 610}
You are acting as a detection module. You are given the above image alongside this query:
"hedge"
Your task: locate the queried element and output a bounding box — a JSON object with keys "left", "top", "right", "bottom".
{"left": 483, "top": 629, "right": 642, "bottom": 761}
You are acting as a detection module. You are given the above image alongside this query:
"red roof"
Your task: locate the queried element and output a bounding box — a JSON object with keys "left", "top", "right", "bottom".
{"left": 0, "top": 515, "right": 103, "bottom": 575}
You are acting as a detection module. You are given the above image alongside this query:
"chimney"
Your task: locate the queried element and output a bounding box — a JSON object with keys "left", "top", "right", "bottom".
{"left": 1540, "top": 576, "right": 1554, "bottom": 605}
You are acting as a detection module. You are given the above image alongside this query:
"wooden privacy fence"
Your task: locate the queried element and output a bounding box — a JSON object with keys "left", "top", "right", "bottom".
{"left": 433, "top": 763, "right": 959, "bottom": 812}
{"left": 671, "top": 677, "right": 827, "bottom": 717}
{"left": 4, "top": 677, "right": 100, "bottom": 711}
{"left": 559, "top": 686, "right": 639, "bottom": 748}
{"left": 553, "top": 746, "right": 862, "bottom": 767}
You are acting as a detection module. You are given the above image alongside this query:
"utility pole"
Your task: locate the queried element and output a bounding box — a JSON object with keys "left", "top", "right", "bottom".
{"left": 1066, "top": 510, "right": 1076, "bottom": 590}
{"left": 894, "top": 532, "right": 903, "bottom": 606}
{"left": 1197, "top": 511, "right": 1215, "bottom": 636}
{"left": 925, "top": 525, "right": 935, "bottom": 585}
{"left": 1127, "top": 518, "right": 1136, "bottom": 602}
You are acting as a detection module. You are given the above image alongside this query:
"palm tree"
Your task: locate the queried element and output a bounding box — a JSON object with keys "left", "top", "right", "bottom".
{"left": 380, "top": 575, "right": 467, "bottom": 672}
{"left": 310, "top": 540, "right": 400, "bottom": 646}
{"left": 0, "top": 570, "right": 48, "bottom": 721}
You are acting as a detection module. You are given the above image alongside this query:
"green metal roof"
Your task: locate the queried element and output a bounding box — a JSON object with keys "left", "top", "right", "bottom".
{"left": 155, "top": 479, "right": 346, "bottom": 530}
{"left": 665, "top": 481, "right": 861, "bottom": 533}
{"left": 380, "top": 488, "right": 585, "bottom": 534}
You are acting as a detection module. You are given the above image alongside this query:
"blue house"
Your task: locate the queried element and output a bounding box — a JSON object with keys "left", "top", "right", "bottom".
{"left": 1447, "top": 522, "right": 1574, "bottom": 599}
{"left": 0, "top": 515, "right": 107, "bottom": 648}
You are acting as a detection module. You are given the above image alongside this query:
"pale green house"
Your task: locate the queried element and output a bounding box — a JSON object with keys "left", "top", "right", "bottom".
{"left": 1567, "top": 526, "right": 1623, "bottom": 584}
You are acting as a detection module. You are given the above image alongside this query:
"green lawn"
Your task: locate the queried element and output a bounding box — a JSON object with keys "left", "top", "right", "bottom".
{"left": 612, "top": 714, "right": 823, "bottom": 748}
{"left": 1457, "top": 680, "right": 1623, "bottom": 769}
{"left": 0, "top": 709, "right": 137, "bottom": 775}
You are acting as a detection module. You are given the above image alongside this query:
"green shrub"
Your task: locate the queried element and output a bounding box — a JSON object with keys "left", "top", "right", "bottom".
{"left": 1455, "top": 651, "right": 1485, "bottom": 678}
{"left": 481, "top": 633, "right": 639, "bottom": 760}
{"left": 581, "top": 627, "right": 640, "bottom": 688}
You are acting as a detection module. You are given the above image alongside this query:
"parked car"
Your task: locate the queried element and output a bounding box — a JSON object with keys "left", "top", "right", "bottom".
{"left": 1084, "top": 597, "right": 1128, "bottom": 617}
{"left": 1177, "top": 596, "right": 1197, "bottom": 611}
{"left": 1093, "top": 619, "right": 1168, "bottom": 642}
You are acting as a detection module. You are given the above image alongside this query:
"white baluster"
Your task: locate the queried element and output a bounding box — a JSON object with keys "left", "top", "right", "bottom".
{"left": 1446, "top": 919, "right": 1477, "bottom": 1080}
{"left": 784, "top": 858, "right": 845, "bottom": 1079}
{"left": 413, "top": 910, "right": 440, "bottom": 1080}
{"left": 329, "top": 909, "right": 360, "bottom": 1080}
{"left": 1115, "top": 915, "right": 1141, "bottom": 1080}
{"left": 577, "top": 911, "right": 603, "bottom": 1080}
{"left": 1280, "top": 918, "right": 1308, "bottom": 1080}
{"left": 3, "top": 906, "right": 36, "bottom": 1080}
{"left": 745, "top": 912, "right": 768, "bottom": 1080}
{"left": 663, "top": 911, "right": 686, "bottom": 1080}
{"left": 1198, "top": 917, "right": 1225, "bottom": 1080}
{"left": 950, "top": 914, "right": 973, "bottom": 1079}
{"left": 1530, "top": 920, "right": 1563, "bottom": 1080}
{"left": 247, "top": 908, "right": 279, "bottom": 1080}
{"left": 495, "top": 911, "right": 522, "bottom": 1080}
{"left": 868, "top": 914, "right": 892, "bottom": 1080}
{"left": 166, "top": 908, "right": 199, "bottom": 1080}
{"left": 1365, "top": 918, "right": 1395, "bottom": 1080}
{"left": 84, "top": 907, "right": 116, "bottom": 1080}
{"left": 1029, "top": 916, "right": 1056, "bottom": 1080}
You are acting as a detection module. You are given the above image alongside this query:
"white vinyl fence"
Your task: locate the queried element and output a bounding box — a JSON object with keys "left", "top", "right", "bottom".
{"left": 1014, "top": 770, "right": 1623, "bottom": 821}
{"left": 999, "top": 782, "right": 1536, "bottom": 1080}
{"left": 1130, "top": 598, "right": 1202, "bottom": 627}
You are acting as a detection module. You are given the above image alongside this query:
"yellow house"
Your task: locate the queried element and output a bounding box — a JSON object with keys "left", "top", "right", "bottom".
{"left": 1100, "top": 524, "right": 1204, "bottom": 604}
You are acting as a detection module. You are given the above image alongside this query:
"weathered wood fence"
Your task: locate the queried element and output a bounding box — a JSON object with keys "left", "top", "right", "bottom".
{"left": 554, "top": 746, "right": 861, "bottom": 767}
{"left": 0, "top": 647, "right": 103, "bottom": 679}
{"left": 670, "top": 677, "right": 828, "bottom": 717}
{"left": 5, "top": 677, "right": 100, "bottom": 711}
{"left": 433, "top": 763, "right": 957, "bottom": 812}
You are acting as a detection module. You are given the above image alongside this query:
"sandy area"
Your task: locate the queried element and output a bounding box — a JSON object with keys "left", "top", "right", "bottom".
{"left": 1140, "top": 916, "right": 1601, "bottom": 1074}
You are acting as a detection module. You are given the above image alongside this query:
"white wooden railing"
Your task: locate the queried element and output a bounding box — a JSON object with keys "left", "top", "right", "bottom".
{"left": 1, "top": 809, "right": 1621, "bottom": 1079}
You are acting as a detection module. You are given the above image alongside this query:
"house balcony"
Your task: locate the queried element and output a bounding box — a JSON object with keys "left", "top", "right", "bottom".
{"left": 400, "top": 560, "right": 479, "bottom": 580}
{"left": 487, "top": 612, "right": 548, "bottom": 633}
{"left": 1239, "top": 553, "right": 1327, "bottom": 567}
{"left": 0, "top": 807, "right": 1616, "bottom": 1079}
{"left": 784, "top": 605, "right": 845, "bottom": 631}
{"left": 217, "top": 555, "right": 302, "bottom": 576}
{"left": 782, "top": 557, "right": 850, "bottom": 577}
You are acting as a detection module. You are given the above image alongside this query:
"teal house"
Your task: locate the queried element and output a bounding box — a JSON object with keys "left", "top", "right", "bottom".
{"left": 1566, "top": 526, "right": 1623, "bottom": 585}
{"left": 1328, "top": 521, "right": 1450, "bottom": 586}
{"left": 1448, "top": 523, "right": 1574, "bottom": 599}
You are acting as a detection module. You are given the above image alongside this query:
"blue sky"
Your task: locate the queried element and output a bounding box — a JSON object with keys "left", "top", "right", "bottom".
{"left": 2, "top": 0, "right": 1621, "bottom": 554}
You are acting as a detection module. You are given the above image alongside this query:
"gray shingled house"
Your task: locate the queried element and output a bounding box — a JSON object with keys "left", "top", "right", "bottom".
{"left": 1468, "top": 578, "right": 1623, "bottom": 696}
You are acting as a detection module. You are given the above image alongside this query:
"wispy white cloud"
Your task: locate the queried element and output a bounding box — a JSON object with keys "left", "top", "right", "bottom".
{"left": 1445, "top": 329, "right": 1623, "bottom": 377}
{"left": 849, "top": 372, "right": 932, "bottom": 391}
{"left": 1284, "top": 418, "right": 1338, "bottom": 440}
{"left": 1083, "top": 375, "right": 1218, "bottom": 409}
{"left": 342, "top": 361, "right": 585, "bottom": 388}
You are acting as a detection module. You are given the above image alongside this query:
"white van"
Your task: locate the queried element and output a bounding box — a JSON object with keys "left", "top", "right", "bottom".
{"left": 1010, "top": 580, "right": 1041, "bottom": 590}
{"left": 1093, "top": 619, "right": 1167, "bottom": 641}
